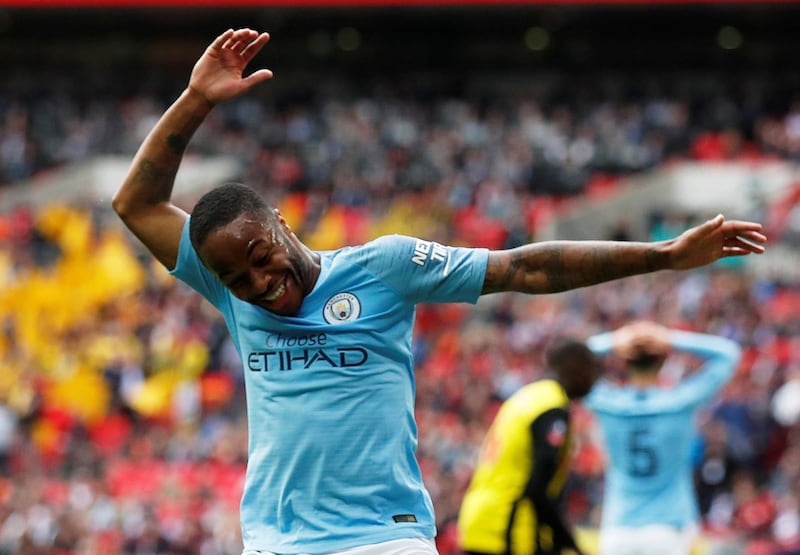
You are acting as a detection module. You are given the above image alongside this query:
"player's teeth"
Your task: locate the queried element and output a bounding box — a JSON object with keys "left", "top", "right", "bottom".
{"left": 265, "top": 283, "right": 285, "bottom": 302}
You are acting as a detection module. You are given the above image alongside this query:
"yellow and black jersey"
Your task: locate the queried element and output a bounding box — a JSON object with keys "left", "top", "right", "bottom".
{"left": 458, "top": 379, "right": 576, "bottom": 555}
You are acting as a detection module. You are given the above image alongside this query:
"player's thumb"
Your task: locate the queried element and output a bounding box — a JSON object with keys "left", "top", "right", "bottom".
{"left": 243, "top": 69, "right": 274, "bottom": 89}
{"left": 704, "top": 213, "right": 725, "bottom": 229}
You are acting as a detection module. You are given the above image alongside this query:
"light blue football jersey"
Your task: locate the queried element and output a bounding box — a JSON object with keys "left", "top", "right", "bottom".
{"left": 171, "top": 220, "right": 488, "bottom": 553}
{"left": 585, "top": 330, "right": 740, "bottom": 529}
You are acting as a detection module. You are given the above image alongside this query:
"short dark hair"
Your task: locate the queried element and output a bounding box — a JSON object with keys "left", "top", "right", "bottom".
{"left": 545, "top": 336, "right": 594, "bottom": 370}
{"left": 189, "top": 182, "right": 273, "bottom": 251}
{"left": 626, "top": 350, "right": 664, "bottom": 372}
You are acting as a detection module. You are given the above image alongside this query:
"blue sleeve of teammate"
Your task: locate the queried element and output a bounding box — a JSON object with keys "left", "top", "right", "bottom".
{"left": 357, "top": 234, "right": 489, "bottom": 304}
{"left": 586, "top": 332, "right": 614, "bottom": 356}
{"left": 584, "top": 330, "right": 739, "bottom": 411}
{"left": 583, "top": 330, "right": 741, "bottom": 410}
{"left": 169, "top": 217, "right": 229, "bottom": 309}
{"left": 583, "top": 332, "right": 616, "bottom": 411}
{"left": 668, "top": 330, "right": 740, "bottom": 408}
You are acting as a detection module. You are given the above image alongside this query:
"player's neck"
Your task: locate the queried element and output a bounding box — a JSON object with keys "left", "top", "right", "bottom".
{"left": 628, "top": 371, "right": 659, "bottom": 388}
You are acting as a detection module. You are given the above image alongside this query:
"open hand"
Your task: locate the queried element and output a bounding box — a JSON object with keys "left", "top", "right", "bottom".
{"left": 668, "top": 214, "right": 766, "bottom": 270}
{"left": 188, "top": 28, "right": 273, "bottom": 105}
{"left": 612, "top": 320, "right": 671, "bottom": 359}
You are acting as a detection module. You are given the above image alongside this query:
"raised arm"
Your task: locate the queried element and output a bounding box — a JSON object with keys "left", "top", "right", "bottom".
{"left": 111, "top": 28, "right": 273, "bottom": 269}
{"left": 482, "top": 214, "right": 766, "bottom": 294}
{"left": 667, "top": 329, "right": 740, "bottom": 406}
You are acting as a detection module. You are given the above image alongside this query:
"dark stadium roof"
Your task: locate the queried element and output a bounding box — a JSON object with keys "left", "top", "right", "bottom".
{"left": 2, "top": 2, "right": 800, "bottom": 85}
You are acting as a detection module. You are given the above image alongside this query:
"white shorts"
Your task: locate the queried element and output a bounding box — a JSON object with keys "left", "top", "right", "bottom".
{"left": 598, "top": 524, "right": 698, "bottom": 555}
{"left": 242, "top": 537, "right": 439, "bottom": 555}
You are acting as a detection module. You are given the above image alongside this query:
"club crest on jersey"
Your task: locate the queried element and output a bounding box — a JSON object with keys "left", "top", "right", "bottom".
{"left": 323, "top": 292, "right": 361, "bottom": 324}
{"left": 547, "top": 419, "right": 567, "bottom": 447}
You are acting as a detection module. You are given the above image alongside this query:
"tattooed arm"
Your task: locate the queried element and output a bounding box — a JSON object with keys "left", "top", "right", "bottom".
{"left": 482, "top": 240, "right": 665, "bottom": 295}
{"left": 111, "top": 92, "right": 205, "bottom": 269}
{"left": 112, "top": 28, "right": 273, "bottom": 269}
{"left": 482, "top": 217, "right": 766, "bottom": 295}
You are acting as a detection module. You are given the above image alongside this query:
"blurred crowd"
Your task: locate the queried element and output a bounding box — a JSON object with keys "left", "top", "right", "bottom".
{"left": 4, "top": 71, "right": 800, "bottom": 197}
{"left": 0, "top": 73, "right": 799, "bottom": 555}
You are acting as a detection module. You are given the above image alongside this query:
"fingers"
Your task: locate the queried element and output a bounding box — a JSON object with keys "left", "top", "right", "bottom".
{"left": 635, "top": 321, "right": 669, "bottom": 340}
{"left": 241, "top": 32, "right": 271, "bottom": 62}
{"left": 215, "top": 28, "right": 269, "bottom": 61}
{"left": 729, "top": 235, "right": 766, "bottom": 253}
{"left": 622, "top": 321, "right": 670, "bottom": 355}
{"left": 672, "top": 214, "right": 767, "bottom": 269}
{"left": 724, "top": 238, "right": 765, "bottom": 255}
{"left": 723, "top": 224, "right": 767, "bottom": 242}
{"left": 722, "top": 248, "right": 750, "bottom": 257}
{"left": 697, "top": 216, "right": 767, "bottom": 254}
{"left": 211, "top": 28, "right": 273, "bottom": 86}
{"left": 721, "top": 219, "right": 764, "bottom": 235}
{"left": 210, "top": 28, "right": 235, "bottom": 50}
{"left": 721, "top": 221, "right": 767, "bottom": 253}
{"left": 738, "top": 229, "right": 768, "bottom": 243}
{"left": 222, "top": 28, "right": 259, "bottom": 50}
{"left": 695, "top": 214, "right": 757, "bottom": 237}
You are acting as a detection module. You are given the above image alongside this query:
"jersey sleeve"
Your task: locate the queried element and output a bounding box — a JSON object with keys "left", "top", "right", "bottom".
{"left": 587, "top": 332, "right": 615, "bottom": 356}
{"left": 585, "top": 330, "right": 740, "bottom": 412}
{"left": 168, "top": 217, "right": 229, "bottom": 309}
{"left": 358, "top": 235, "right": 489, "bottom": 304}
{"left": 584, "top": 332, "right": 616, "bottom": 411}
{"left": 668, "top": 330, "right": 741, "bottom": 409}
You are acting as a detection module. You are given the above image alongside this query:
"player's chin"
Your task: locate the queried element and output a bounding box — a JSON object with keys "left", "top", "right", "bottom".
{"left": 260, "top": 285, "right": 303, "bottom": 316}
{"left": 260, "top": 301, "right": 300, "bottom": 316}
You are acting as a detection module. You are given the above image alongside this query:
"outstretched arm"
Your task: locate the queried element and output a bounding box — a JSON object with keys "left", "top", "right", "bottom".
{"left": 112, "top": 28, "right": 273, "bottom": 269}
{"left": 482, "top": 214, "right": 765, "bottom": 294}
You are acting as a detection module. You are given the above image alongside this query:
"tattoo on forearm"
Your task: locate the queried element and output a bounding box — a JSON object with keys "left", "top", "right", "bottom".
{"left": 166, "top": 133, "right": 190, "bottom": 154}
{"left": 535, "top": 244, "right": 573, "bottom": 292}
{"left": 484, "top": 241, "right": 662, "bottom": 294}
{"left": 133, "top": 159, "right": 179, "bottom": 205}
{"left": 118, "top": 107, "right": 205, "bottom": 212}
{"left": 134, "top": 160, "right": 167, "bottom": 181}
{"left": 644, "top": 248, "right": 660, "bottom": 272}
{"left": 483, "top": 250, "right": 519, "bottom": 293}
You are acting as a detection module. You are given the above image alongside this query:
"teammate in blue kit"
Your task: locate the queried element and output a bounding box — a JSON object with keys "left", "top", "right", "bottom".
{"left": 112, "top": 28, "right": 766, "bottom": 555}
{"left": 585, "top": 321, "right": 741, "bottom": 555}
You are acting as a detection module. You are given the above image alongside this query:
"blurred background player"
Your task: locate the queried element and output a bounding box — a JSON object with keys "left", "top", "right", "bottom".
{"left": 585, "top": 321, "right": 741, "bottom": 555}
{"left": 457, "top": 337, "right": 600, "bottom": 555}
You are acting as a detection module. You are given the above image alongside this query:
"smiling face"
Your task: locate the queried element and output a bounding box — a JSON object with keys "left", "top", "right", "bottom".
{"left": 197, "top": 213, "right": 320, "bottom": 316}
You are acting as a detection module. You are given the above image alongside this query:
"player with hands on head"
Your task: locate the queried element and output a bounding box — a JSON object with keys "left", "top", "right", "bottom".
{"left": 585, "top": 321, "right": 742, "bottom": 555}
{"left": 112, "top": 27, "right": 766, "bottom": 555}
